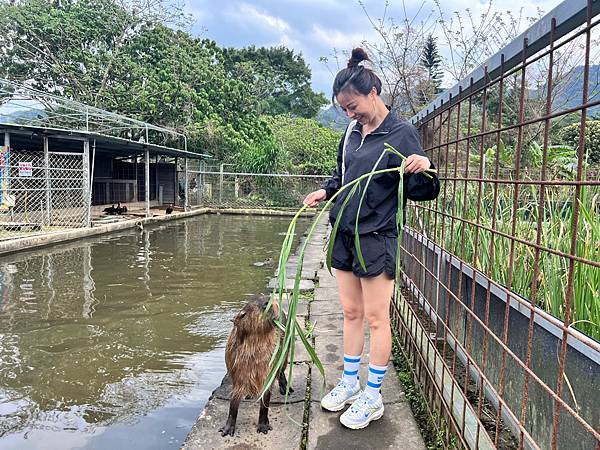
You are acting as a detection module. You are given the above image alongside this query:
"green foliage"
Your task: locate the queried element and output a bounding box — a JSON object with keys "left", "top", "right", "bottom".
{"left": 421, "top": 35, "right": 443, "bottom": 93}
{"left": 559, "top": 120, "right": 600, "bottom": 165}
{"left": 222, "top": 46, "right": 327, "bottom": 118}
{"left": 0, "top": 0, "right": 321, "bottom": 171}
{"left": 265, "top": 115, "right": 340, "bottom": 174}
{"left": 470, "top": 141, "right": 578, "bottom": 178}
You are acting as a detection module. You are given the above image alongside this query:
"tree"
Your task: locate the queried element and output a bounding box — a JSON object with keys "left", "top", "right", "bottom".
{"left": 265, "top": 115, "right": 340, "bottom": 175}
{"left": 559, "top": 121, "right": 600, "bottom": 166}
{"left": 0, "top": 0, "right": 189, "bottom": 105}
{"left": 221, "top": 46, "right": 327, "bottom": 118}
{"left": 420, "top": 34, "right": 443, "bottom": 96}
{"left": 0, "top": 0, "right": 280, "bottom": 171}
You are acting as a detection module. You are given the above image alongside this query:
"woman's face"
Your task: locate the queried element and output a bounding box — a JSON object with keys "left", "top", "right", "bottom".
{"left": 336, "top": 87, "right": 377, "bottom": 125}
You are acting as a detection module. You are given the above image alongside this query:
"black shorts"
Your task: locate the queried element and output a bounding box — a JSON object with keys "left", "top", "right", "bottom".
{"left": 331, "top": 230, "right": 397, "bottom": 278}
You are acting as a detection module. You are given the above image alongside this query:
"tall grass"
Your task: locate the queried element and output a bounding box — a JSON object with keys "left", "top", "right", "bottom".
{"left": 437, "top": 179, "right": 600, "bottom": 340}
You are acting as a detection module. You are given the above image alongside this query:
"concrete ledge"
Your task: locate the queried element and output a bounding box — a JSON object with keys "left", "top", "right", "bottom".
{"left": 183, "top": 398, "right": 305, "bottom": 450}
{"left": 307, "top": 401, "right": 425, "bottom": 450}
{"left": 268, "top": 278, "right": 315, "bottom": 292}
{"left": 205, "top": 208, "right": 316, "bottom": 218}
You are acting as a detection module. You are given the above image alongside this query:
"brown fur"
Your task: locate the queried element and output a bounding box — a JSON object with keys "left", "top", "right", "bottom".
{"left": 219, "top": 295, "right": 292, "bottom": 437}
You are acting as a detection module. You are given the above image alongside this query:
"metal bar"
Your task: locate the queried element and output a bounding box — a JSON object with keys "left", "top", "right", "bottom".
{"left": 184, "top": 157, "right": 189, "bottom": 212}
{"left": 412, "top": 205, "right": 600, "bottom": 270}
{"left": 44, "top": 136, "right": 50, "bottom": 226}
{"left": 493, "top": 36, "right": 529, "bottom": 448}
{"left": 551, "top": 1, "right": 594, "bottom": 447}
{"left": 82, "top": 139, "right": 90, "bottom": 227}
{"left": 89, "top": 139, "right": 96, "bottom": 227}
{"left": 145, "top": 148, "right": 150, "bottom": 218}
{"left": 418, "top": 95, "right": 600, "bottom": 154}
{"left": 174, "top": 157, "right": 178, "bottom": 207}
{"left": 520, "top": 19, "right": 557, "bottom": 448}
{"left": 190, "top": 171, "right": 329, "bottom": 179}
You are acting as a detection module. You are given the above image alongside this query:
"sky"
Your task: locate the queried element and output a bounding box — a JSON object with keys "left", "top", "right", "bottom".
{"left": 185, "top": 0, "right": 562, "bottom": 97}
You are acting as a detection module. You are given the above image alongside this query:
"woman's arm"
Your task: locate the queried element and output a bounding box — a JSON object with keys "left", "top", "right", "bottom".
{"left": 391, "top": 123, "right": 440, "bottom": 202}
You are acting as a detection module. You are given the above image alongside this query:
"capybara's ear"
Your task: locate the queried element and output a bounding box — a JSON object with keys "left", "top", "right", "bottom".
{"left": 258, "top": 296, "right": 269, "bottom": 310}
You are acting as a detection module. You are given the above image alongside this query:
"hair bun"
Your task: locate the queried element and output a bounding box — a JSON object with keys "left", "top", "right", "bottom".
{"left": 347, "top": 48, "right": 369, "bottom": 69}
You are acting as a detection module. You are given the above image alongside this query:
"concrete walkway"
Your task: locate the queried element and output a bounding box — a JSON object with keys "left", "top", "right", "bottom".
{"left": 182, "top": 217, "right": 425, "bottom": 450}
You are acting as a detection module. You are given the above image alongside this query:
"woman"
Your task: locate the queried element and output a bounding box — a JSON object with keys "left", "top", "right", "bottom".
{"left": 303, "top": 48, "right": 438, "bottom": 429}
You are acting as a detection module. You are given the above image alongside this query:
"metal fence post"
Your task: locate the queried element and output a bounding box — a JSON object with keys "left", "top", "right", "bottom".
{"left": 44, "top": 136, "right": 50, "bottom": 226}
{"left": 184, "top": 157, "right": 189, "bottom": 211}
{"left": 145, "top": 148, "right": 150, "bottom": 217}
{"left": 219, "top": 163, "right": 224, "bottom": 205}
{"left": 174, "top": 156, "right": 178, "bottom": 206}
{"left": 82, "top": 139, "right": 90, "bottom": 227}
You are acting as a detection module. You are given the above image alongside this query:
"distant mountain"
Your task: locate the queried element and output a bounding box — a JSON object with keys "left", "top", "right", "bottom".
{"left": 316, "top": 105, "right": 350, "bottom": 131}
{"left": 0, "top": 98, "right": 48, "bottom": 125}
{"left": 537, "top": 64, "right": 600, "bottom": 115}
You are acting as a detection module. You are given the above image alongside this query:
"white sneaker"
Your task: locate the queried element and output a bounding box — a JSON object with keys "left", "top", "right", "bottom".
{"left": 339, "top": 390, "right": 384, "bottom": 429}
{"left": 320, "top": 378, "right": 361, "bottom": 412}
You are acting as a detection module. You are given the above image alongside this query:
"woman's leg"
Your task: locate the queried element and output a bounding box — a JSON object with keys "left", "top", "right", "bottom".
{"left": 360, "top": 273, "right": 394, "bottom": 366}
{"left": 338, "top": 273, "right": 392, "bottom": 427}
{"left": 335, "top": 269, "right": 365, "bottom": 356}
{"left": 320, "top": 269, "right": 365, "bottom": 411}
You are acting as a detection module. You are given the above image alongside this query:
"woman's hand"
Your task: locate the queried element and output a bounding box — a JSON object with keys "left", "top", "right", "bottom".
{"left": 303, "top": 189, "right": 327, "bottom": 207}
{"left": 404, "top": 154, "right": 431, "bottom": 174}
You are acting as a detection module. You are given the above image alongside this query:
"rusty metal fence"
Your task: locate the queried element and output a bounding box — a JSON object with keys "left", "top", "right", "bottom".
{"left": 394, "top": 0, "right": 600, "bottom": 449}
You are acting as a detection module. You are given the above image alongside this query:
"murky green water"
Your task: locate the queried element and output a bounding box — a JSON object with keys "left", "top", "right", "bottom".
{"left": 0, "top": 214, "right": 305, "bottom": 450}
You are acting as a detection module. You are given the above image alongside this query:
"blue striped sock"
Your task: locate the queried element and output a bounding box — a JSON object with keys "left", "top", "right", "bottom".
{"left": 365, "top": 363, "right": 387, "bottom": 398}
{"left": 342, "top": 354, "right": 361, "bottom": 386}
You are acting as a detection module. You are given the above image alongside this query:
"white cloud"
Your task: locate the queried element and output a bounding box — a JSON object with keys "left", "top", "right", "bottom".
{"left": 230, "top": 3, "right": 292, "bottom": 32}
{"left": 309, "top": 24, "right": 373, "bottom": 51}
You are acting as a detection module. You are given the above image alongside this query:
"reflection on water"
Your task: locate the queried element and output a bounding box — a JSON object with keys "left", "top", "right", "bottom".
{"left": 0, "top": 214, "right": 303, "bottom": 449}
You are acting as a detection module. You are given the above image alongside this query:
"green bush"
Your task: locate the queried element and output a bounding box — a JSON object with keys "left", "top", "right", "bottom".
{"left": 265, "top": 115, "right": 341, "bottom": 175}
{"left": 558, "top": 120, "right": 600, "bottom": 165}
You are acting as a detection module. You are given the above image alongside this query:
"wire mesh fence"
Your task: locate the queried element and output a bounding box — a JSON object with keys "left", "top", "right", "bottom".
{"left": 184, "top": 171, "right": 328, "bottom": 210}
{"left": 0, "top": 148, "right": 86, "bottom": 239}
{"left": 395, "top": 0, "right": 600, "bottom": 448}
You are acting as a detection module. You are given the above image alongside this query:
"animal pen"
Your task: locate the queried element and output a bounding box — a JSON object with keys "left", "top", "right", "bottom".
{"left": 0, "top": 79, "right": 208, "bottom": 240}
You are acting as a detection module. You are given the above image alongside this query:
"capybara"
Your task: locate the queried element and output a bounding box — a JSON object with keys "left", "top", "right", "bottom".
{"left": 219, "top": 295, "right": 293, "bottom": 437}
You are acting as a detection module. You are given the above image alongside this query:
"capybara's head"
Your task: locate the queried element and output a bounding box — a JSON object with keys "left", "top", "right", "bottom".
{"left": 232, "top": 295, "right": 278, "bottom": 337}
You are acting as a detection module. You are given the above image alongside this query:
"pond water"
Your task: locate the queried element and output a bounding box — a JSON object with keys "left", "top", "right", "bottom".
{"left": 0, "top": 214, "right": 304, "bottom": 449}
